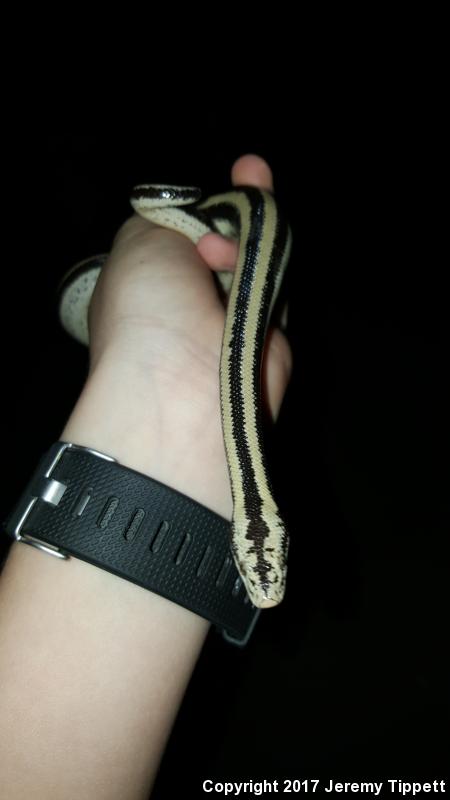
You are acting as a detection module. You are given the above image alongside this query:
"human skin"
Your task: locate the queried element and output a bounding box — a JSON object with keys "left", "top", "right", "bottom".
{"left": 0, "top": 154, "right": 292, "bottom": 799}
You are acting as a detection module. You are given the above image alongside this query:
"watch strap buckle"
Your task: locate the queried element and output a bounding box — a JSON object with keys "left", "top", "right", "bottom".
{"left": 5, "top": 441, "right": 116, "bottom": 559}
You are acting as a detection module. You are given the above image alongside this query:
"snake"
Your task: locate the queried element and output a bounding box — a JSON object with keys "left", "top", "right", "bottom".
{"left": 58, "top": 183, "right": 292, "bottom": 609}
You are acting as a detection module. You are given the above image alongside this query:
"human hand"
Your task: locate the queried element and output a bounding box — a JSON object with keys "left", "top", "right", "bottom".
{"left": 61, "top": 154, "right": 293, "bottom": 521}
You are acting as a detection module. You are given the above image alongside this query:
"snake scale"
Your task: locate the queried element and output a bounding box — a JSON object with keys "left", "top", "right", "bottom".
{"left": 58, "top": 183, "right": 292, "bottom": 609}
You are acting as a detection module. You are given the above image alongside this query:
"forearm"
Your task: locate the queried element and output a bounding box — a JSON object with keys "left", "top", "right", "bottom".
{"left": 0, "top": 353, "right": 232, "bottom": 799}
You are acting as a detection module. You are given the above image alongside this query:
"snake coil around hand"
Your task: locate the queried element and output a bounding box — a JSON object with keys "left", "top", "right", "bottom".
{"left": 58, "top": 183, "right": 293, "bottom": 609}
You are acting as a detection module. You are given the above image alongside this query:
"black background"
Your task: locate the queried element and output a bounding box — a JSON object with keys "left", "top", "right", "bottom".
{"left": 1, "top": 105, "right": 448, "bottom": 796}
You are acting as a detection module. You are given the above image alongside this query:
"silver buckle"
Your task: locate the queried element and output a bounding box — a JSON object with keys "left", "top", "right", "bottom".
{"left": 11, "top": 441, "right": 117, "bottom": 559}
{"left": 222, "top": 608, "right": 261, "bottom": 646}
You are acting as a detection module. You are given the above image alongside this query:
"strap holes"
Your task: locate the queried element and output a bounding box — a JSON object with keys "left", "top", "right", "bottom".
{"left": 97, "top": 496, "right": 119, "bottom": 529}
{"left": 175, "top": 533, "right": 192, "bottom": 566}
{"left": 196, "top": 545, "right": 213, "bottom": 577}
{"left": 215, "top": 556, "right": 232, "bottom": 587}
{"left": 150, "top": 520, "right": 170, "bottom": 553}
{"left": 71, "top": 486, "right": 93, "bottom": 518}
{"left": 231, "top": 576, "right": 242, "bottom": 597}
{"left": 124, "top": 508, "right": 145, "bottom": 542}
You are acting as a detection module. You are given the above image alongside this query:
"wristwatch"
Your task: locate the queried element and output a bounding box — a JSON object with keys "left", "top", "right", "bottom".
{"left": 3, "top": 441, "right": 260, "bottom": 646}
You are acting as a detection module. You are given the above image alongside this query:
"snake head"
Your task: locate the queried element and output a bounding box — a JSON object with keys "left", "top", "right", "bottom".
{"left": 129, "top": 185, "right": 201, "bottom": 210}
{"left": 231, "top": 512, "right": 289, "bottom": 609}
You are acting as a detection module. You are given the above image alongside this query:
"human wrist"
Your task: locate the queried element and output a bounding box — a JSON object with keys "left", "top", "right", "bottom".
{"left": 60, "top": 348, "right": 233, "bottom": 521}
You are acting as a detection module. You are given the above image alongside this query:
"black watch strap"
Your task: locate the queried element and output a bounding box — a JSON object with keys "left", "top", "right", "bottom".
{"left": 3, "top": 441, "right": 260, "bottom": 646}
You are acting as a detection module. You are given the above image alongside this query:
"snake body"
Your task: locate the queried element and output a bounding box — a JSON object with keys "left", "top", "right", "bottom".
{"left": 59, "top": 184, "right": 292, "bottom": 609}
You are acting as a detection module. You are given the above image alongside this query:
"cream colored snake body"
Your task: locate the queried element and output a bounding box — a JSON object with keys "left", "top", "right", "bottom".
{"left": 59, "top": 184, "right": 292, "bottom": 608}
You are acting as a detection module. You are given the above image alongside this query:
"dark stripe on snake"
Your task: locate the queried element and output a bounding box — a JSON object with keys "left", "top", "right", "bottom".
{"left": 226, "top": 188, "right": 288, "bottom": 590}
{"left": 194, "top": 203, "right": 241, "bottom": 237}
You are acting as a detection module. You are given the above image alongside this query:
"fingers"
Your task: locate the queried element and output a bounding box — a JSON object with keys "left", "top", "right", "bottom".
{"left": 231, "top": 154, "right": 274, "bottom": 191}
{"left": 197, "top": 154, "right": 274, "bottom": 269}
{"left": 196, "top": 233, "right": 238, "bottom": 270}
